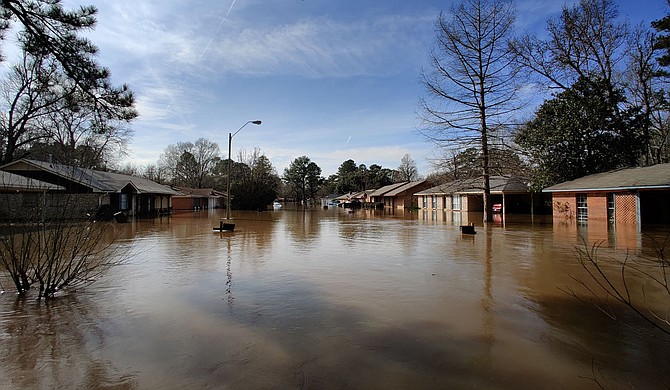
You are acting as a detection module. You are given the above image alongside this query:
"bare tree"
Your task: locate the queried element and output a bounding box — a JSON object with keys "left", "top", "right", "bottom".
{"left": 0, "top": 49, "right": 135, "bottom": 166}
{"left": 0, "top": 180, "right": 130, "bottom": 299}
{"left": 395, "top": 153, "right": 419, "bottom": 182}
{"left": 0, "top": 52, "right": 65, "bottom": 163}
{"left": 419, "top": 0, "right": 519, "bottom": 222}
{"left": 511, "top": 0, "right": 628, "bottom": 92}
{"left": 158, "top": 138, "right": 220, "bottom": 187}
{"left": 626, "top": 25, "right": 670, "bottom": 165}
{"left": 563, "top": 238, "right": 670, "bottom": 341}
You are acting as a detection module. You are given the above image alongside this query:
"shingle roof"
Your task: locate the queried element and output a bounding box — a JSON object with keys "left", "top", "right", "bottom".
{"left": 174, "top": 187, "right": 224, "bottom": 197}
{"left": 384, "top": 180, "right": 426, "bottom": 196}
{"left": 2, "top": 159, "right": 179, "bottom": 195}
{"left": 369, "top": 182, "right": 409, "bottom": 197}
{"left": 543, "top": 164, "right": 670, "bottom": 192}
{"left": 415, "top": 176, "right": 529, "bottom": 195}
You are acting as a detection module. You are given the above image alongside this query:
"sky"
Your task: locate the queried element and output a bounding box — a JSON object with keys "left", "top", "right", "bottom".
{"left": 27, "top": 0, "right": 670, "bottom": 176}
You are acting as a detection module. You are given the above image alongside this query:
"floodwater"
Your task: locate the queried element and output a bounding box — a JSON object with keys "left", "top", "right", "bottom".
{"left": 1, "top": 207, "right": 669, "bottom": 389}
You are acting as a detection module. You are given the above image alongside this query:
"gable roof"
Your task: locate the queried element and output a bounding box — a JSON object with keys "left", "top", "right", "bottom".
{"left": 1, "top": 159, "right": 179, "bottom": 195}
{"left": 384, "top": 180, "right": 427, "bottom": 196}
{"left": 543, "top": 164, "right": 670, "bottom": 192}
{"left": 174, "top": 187, "right": 225, "bottom": 197}
{"left": 369, "top": 182, "right": 409, "bottom": 197}
{"left": 415, "top": 176, "right": 529, "bottom": 196}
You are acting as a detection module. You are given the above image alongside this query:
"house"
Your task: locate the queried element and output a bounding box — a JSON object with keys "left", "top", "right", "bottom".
{"left": 414, "top": 176, "right": 534, "bottom": 222}
{"left": 370, "top": 181, "right": 430, "bottom": 210}
{"left": 172, "top": 187, "right": 225, "bottom": 211}
{"left": 334, "top": 190, "right": 373, "bottom": 208}
{"left": 543, "top": 164, "right": 670, "bottom": 230}
{"left": 320, "top": 194, "right": 341, "bottom": 208}
{"left": 1, "top": 158, "right": 179, "bottom": 219}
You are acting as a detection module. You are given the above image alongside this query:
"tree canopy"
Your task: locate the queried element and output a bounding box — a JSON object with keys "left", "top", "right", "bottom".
{"left": 282, "top": 156, "right": 323, "bottom": 204}
{"left": 0, "top": 1, "right": 137, "bottom": 166}
{"left": 515, "top": 77, "right": 647, "bottom": 189}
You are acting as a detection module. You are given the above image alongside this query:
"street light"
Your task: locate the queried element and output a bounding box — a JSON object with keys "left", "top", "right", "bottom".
{"left": 226, "top": 120, "right": 262, "bottom": 220}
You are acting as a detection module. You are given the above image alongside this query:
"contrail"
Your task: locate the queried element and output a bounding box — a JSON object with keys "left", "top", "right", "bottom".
{"left": 346, "top": 136, "right": 352, "bottom": 144}
{"left": 165, "top": 0, "right": 238, "bottom": 112}
{"left": 199, "top": 0, "right": 237, "bottom": 61}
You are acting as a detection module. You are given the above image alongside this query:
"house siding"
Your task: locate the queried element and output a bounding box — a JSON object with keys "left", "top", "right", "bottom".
{"left": 587, "top": 193, "right": 608, "bottom": 223}
{"left": 552, "top": 193, "right": 577, "bottom": 221}
{"left": 0, "top": 193, "right": 101, "bottom": 221}
{"left": 552, "top": 191, "right": 640, "bottom": 230}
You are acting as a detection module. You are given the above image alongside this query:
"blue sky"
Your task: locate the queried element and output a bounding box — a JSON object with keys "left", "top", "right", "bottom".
{"left": 55, "top": 0, "right": 668, "bottom": 176}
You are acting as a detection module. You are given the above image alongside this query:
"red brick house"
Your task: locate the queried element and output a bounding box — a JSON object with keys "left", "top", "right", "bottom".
{"left": 543, "top": 164, "right": 670, "bottom": 230}
{"left": 172, "top": 187, "right": 225, "bottom": 211}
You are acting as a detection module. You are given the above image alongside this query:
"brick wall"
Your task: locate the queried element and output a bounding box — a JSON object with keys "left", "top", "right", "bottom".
{"left": 0, "top": 193, "right": 101, "bottom": 221}
{"left": 615, "top": 193, "right": 638, "bottom": 228}
{"left": 587, "top": 193, "right": 608, "bottom": 223}
{"left": 552, "top": 193, "right": 576, "bottom": 220}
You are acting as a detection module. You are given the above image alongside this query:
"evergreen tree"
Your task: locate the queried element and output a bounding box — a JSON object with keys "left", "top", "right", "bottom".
{"left": 516, "top": 77, "right": 647, "bottom": 189}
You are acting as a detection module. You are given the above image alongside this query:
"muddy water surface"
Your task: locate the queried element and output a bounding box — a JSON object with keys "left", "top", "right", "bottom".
{"left": 1, "top": 208, "right": 668, "bottom": 389}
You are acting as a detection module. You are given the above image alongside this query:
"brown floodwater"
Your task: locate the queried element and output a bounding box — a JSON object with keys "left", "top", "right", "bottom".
{"left": 1, "top": 207, "right": 669, "bottom": 389}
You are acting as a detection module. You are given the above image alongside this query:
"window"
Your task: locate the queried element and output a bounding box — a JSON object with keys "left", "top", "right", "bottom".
{"left": 431, "top": 195, "right": 437, "bottom": 209}
{"left": 607, "top": 193, "right": 615, "bottom": 224}
{"left": 452, "top": 194, "right": 462, "bottom": 211}
{"left": 577, "top": 194, "right": 588, "bottom": 224}
{"left": 119, "top": 194, "right": 130, "bottom": 210}
{"left": 422, "top": 195, "right": 427, "bottom": 208}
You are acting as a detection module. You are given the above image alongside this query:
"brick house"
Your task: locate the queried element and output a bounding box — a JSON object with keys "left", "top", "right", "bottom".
{"left": 172, "top": 187, "right": 225, "bottom": 211}
{"left": 1, "top": 158, "right": 179, "bottom": 220}
{"left": 415, "top": 176, "right": 533, "bottom": 214}
{"left": 370, "top": 181, "right": 430, "bottom": 210}
{"left": 543, "top": 164, "right": 670, "bottom": 230}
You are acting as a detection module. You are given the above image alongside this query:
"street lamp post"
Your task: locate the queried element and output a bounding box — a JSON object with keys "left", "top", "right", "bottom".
{"left": 226, "top": 120, "right": 262, "bottom": 220}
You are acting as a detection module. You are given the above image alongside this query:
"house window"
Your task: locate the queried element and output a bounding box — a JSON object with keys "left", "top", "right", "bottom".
{"left": 577, "top": 193, "right": 588, "bottom": 224}
{"left": 422, "top": 196, "right": 427, "bottom": 208}
{"left": 431, "top": 195, "right": 437, "bottom": 209}
{"left": 452, "top": 194, "right": 462, "bottom": 211}
{"left": 607, "top": 193, "right": 615, "bottom": 224}
{"left": 443, "top": 196, "right": 447, "bottom": 210}
{"left": 119, "top": 194, "right": 130, "bottom": 210}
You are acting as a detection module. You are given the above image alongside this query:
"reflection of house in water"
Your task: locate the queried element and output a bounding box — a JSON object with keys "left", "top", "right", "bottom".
{"left": 544, "top": 164, "right": 670, "bottom": 232}
{"left": 414, "top": 176, "right": 538, "bottom": 224}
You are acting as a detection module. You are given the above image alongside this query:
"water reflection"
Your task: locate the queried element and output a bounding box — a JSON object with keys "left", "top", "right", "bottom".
{"left": 1, "top": 294, "right": 137, "bottom": 389}
{"left": 1, "top": 208, "right": 669, "bottom": 389}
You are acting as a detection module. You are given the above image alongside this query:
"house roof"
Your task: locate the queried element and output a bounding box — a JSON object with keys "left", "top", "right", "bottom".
{"left": 335, "top": 190, "right": 371, "bottom": 201}
{"left": 415, "top": 176, "right": 530, "bottom": 196}
{"left": 0, "top": 171, "right": 65, "bottom": 191}
{"left": 384, "top": 180, "right": 427, "bottom": 196}
{"left": 369, "top": 182, "right": 409, "bottom": 197}
{"left": 174, "top": 187, "right": 225, "bottom": 197}
{"left": 1, "top": 159, "right": 179, "bottom": 195}
{"left": 543, "top": 163, "right": 670, "bottom": 193}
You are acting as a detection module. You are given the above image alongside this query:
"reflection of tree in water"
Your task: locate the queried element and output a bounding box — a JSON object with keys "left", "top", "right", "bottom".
{"left": 1, "top": 294, "right": 137, "bottom": 389}
{"left": 284, "top": 210, "right": 321, "bottom": 248}
{"left": 527, "top": 286, "right": 670, "bottom": 388}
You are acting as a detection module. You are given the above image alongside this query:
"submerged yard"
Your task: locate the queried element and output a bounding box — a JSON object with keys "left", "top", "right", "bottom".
{"left": 1, "top": 208, "right": 668, "bottom": 389}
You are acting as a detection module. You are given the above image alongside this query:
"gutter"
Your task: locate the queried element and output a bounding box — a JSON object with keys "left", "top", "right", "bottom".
{"left": 543, "top": 184, "right": 670, "bottom": 193}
